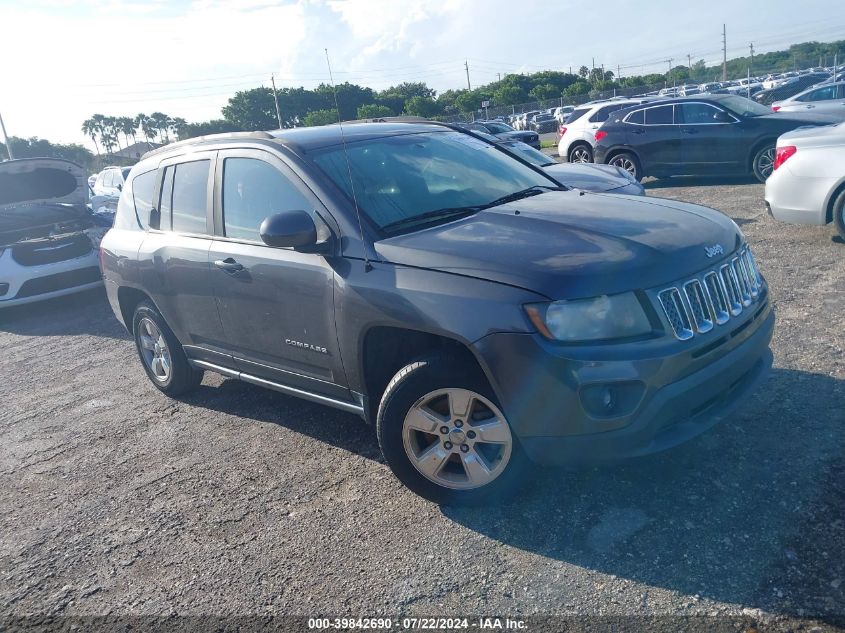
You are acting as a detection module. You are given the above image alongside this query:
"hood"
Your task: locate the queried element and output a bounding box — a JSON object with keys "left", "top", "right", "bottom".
{"left": 0, "top": 158, "right": 87, "bottom": 208}
{"left": 543, "top": 163, "right": 635, "bottom": 192}
{"left": 501, "top": 130, "right": 537, "bottom": 140}
{"left": 758, "top": 111, "right": 841, "bottom": 126}
{"left": 375, "top": 190, "right": 742, "bottom": 299}
{"left": 0, "top": 159, "right": 92, "bottom": 245}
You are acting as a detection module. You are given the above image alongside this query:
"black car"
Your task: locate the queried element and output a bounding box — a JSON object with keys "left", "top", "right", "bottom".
{"left": 460, "top": 120, "right": 540, "bottom": 149}
{"left": 753, "top": 72, "right": 831, "bottom": 105}
{"left": 530, "top": 113, "right": 557, "bottom": 134}
{"left": 592, "top": 95, "right": 840, "bottom": 182}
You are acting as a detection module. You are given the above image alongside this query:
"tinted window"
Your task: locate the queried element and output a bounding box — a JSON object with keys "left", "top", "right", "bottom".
{"left": 131, "top": 170, "right": 156, "bottom": 229}
{"left": 678, "top": 103, "right": 725, "bottom": 124}
{"left": 565, "top": 108, "right": 590, "bottom": 124}
{"left": 589, "top": 105, "right": 624, "bottom": 123}
{"left": 170, "top": 160, "right": 209, "bottom": 234}
{"left": 626, "top": 109, "right": 644, "bottom": 124}
{"left": 222, "top": 158, "right": 312, "bottom": 242}
{"left": 645, "top": 105, "right": 674, "bottom": 124}
{"left": 797, "top": 85, "right": 837, "bottom": 102}
{"left": 158, "top": 166, "right": 174, "bottom": 230}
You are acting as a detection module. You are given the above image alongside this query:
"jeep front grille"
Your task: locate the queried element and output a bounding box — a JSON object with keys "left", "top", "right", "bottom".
{"left": 658, "top": 246, "right": 764, "bottom": 341}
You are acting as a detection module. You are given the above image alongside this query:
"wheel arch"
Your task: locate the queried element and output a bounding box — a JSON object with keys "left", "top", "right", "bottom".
{"left": 117, "top": 286, "right": 157, "bottom": 333}
{"left": 824, "top": 178, "right": 845, "bottom": 225}
{"left": 747, "top": 137, "right": 778, "bottom": 172}
{"left": 358, "top": 325, "right": 494, "bottom": 425}
{"left": 567, "top": 139, "right": 594, "bottom": 160}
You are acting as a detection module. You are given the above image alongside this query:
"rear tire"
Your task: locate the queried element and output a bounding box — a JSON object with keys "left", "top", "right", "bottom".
{"left": 752, "top": 143, "right": 776, "bottom": 182}
{"left": 608, "top": 151, "right": 642, "bottom": 182}
{"left": 568, "top": 144, "right": 593, "bottom": 164}
{"left": 376, "top": 354, "right": 527, "bottom": 505}
{"left": 132, "top": 300, "right": 203, "bottom": 397}
{"left": 833, "top": 189, "right": 845, "bottom": 241}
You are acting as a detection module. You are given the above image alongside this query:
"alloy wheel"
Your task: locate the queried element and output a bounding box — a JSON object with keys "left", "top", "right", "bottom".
{"left": 402, "top": 388, "right": 513, "bottom": 490}
{"left": 610, "top": 156, "right": 637, "bottom": 178}
{"left": 570, "top": 146, "right": 591, "bottom": 163}
{"left": 756, "top": 147, "right": 776, "bottom": 180}
{"left": 138, "top": 317, "right": 172, "bottom": 383}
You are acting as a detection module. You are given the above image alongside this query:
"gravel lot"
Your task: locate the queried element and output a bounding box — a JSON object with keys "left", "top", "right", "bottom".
{"left": 1, "top": 177, "right": 843, "bottom": 631}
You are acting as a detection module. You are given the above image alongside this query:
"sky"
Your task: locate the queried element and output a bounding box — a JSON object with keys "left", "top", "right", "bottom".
{"left": 1, "top": 0, "right": 844, "bottom": 149}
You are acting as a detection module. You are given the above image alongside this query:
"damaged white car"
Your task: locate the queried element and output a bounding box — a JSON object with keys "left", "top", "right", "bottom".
{"left": 0, "top": 158, "right": 103, "bottom": 307}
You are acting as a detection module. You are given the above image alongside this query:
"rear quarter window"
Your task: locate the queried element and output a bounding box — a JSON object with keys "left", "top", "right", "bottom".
{"left": 114, "top": 169, "right": 156, "bottom": 230}
{"left": 565, "top": 108, "right": 590, "bottom": 124}
{"left": 625, "top": 109, "right": 645, "bottom": 124}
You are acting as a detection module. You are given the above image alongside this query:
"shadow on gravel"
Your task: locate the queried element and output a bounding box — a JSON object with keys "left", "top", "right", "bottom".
{"left": 183, "top": 379, "right": 382, "bottom": 461}
{"left": 644, "top": 175, "right": 759, "bottom": 190}
{"left": 0, "top": 287, "right": 128, "bottom": 340}
{"left": 444, "top": 367, "right": 845, "bottom": 625}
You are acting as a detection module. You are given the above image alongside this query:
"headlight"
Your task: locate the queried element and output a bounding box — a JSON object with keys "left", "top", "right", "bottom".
{"left": 525, "top": 292, "right": 652, "bottom": 342}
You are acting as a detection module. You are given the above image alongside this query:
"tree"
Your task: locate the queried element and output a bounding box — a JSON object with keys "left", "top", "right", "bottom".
{"left": 356, "top": 103, "right": 394, "bottom": 119}
{"left": 118, "top": 117, "right": 137, "bottom": 147}
{"left": 222, "top": 87, "right": 278, "bottom": 130}
{"left": 493, "top": 85, "right": 528, "bottom": 106}
{"left": 377, "top": 82, "right": 436, "bottom": 114}
{"left": 302, "top": 109, "right": 339, "bottom": 127}
{"left": 178, "top": 119, "right": 243, "bottom": 140}
{"left": 403, "top": 96, "right": 439, "bottom": 118}
{"left": 148, "top": 112, "right": 173, "bottom": 143}
{"left": 578, "top": 66, "right": 590, "bottom": 78}
{"left": 529, "top": 83, "right": 559, "bottom": 101}
{"left": 170, "top": 117, "right": 188, "bottom": 140}
{"left": 81, "top": 118, "right": 101, "bottom": 157}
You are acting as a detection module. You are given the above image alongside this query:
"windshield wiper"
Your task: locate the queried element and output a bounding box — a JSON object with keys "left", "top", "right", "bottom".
{"left": 381, "top": 206, "right": 482, "bottom": 233}
{"left": 479, "top": 185, "right": 562, "bottom": 209}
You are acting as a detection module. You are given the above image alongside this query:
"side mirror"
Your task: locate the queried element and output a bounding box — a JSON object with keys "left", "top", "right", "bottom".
{"left": 259, "top": 210, "right": 317, "bottom": 249}
{"left": 117, "top": 183, "right": 123, "bottom": 192}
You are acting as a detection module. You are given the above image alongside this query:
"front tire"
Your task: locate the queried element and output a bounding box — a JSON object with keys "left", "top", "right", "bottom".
{"left": 608, "top": 151, "right": 642, "bottom": 182}
{"left": 132, "top": 300, "right": 203, "bottom": 396}
{"left": 752, "top": 144, "right": 776, "bottom": 182}
{"left": 376, "top": 355, "right": 527, "bottom": 505}
{"left": 833, "top": 189, "right": 845, "bottom": 241}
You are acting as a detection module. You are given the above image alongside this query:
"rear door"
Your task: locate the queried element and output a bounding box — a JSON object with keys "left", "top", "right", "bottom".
{"left": 677, "top": 102, "right": 744, "bottom": 173}
{"left": 627, "top": 104, "right": 681, "bottom": 173}
{"left": 208, "top": 148, "right": 349, "bottom": 400}
{"left": 136, "top": 151, "right": 229, "bottom": 365}
{"left": 796, "top": 84, "right": 845, "bottom": 115}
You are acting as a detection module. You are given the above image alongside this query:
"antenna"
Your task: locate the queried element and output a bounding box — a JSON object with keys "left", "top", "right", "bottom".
{"left": 325, "top": 48, "right": 372, "bottom": 273}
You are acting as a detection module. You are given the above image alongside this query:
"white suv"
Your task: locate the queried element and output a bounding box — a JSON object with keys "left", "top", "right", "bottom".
{"left": 557, "top": 98, "right": 655, "bottom": 163}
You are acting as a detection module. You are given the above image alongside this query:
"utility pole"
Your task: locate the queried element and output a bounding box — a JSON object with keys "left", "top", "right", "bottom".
{"left": 464, "top": 60, "right": 471, "bottom": 91}
{"left": 722, "top": 24, "right": 728, "bottom": 81}
{"left": 617, "top": 64, "right": 621, "bottom": 79}
{"left": 749, "top": 42, "right": 755, "bottom": 77}
{"left": 0, "top": 111, "right": 13, "bottom": 160}
{"left": 270, "top": 75, "right": 283, "bottom": 130}
{"left": 497, "top": 73, "right": 501, "bottom": 82}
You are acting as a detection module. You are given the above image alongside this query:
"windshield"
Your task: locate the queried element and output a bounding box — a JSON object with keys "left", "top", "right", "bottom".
{"left": 484, "top": 122, "right": 514, "bottom": 133}
{"left": 499, "top": 141, "right": 555, "bottom": 167}
{"left": 311, "top": 131, "right": 556, "bottom": 234}
{"left": 715, "top": 95, "right": 773, "bottom": 117}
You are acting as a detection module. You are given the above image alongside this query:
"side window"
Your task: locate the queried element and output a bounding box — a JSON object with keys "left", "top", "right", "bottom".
{"left": 158, "top": 166, "right": 174, "bottom": 230}
{"left": 170, "top": 160, "right": 210, "bottom": 234}
{"left": 626, "top": 109, "right": 645, "bottom": 124}
{"left": 678, "top": 103, "right": 723, "bottom": 124}
{"left": 565, "top": 108, "right": 589, "bottom": 124}
{"left": 645, "top": 105, "right": 674, "bottom": 125}
{"left": 104, "top": 170, "right": 114, "bottom": 187}
{"left": 222, "top": 157, "right": 313, "bottom": 242}
{"left": 589, "top": 105, "right": 622, "bottom": 123}
{"left": 130, "top": 170, "right": 156, "bottom": 229}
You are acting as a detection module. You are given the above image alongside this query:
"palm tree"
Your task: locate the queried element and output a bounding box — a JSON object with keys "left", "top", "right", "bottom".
{"left": 81, "top": 118, "right": 101, "bottom": 157}
{"left": 149, "top": 112, "right": 172, "bottom": 143}
{"left": 118, "top": 117, "right": 137, "bottom": 147}
{"left": 103, "top": 116, "right": 122, "bottom": 154}
{"left": 170, "top": 117, "right": 187, "bottom": 141}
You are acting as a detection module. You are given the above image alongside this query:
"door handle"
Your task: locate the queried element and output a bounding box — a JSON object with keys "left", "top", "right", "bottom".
{"left": 681, "top": 128, "right": 699, "bottom": 134}
{"left": 631, "top": 128, "right": 645, "bottom": 134}
{"left": 214, "top": 258, "right": 244, "bottom": 273}
{"left": 805, "top": 105, "right": 815, "bottom": 109}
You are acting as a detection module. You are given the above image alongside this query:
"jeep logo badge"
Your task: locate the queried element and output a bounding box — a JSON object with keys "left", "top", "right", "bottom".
{"left": 704, "top": 244, "right": 724, "bottom": 258}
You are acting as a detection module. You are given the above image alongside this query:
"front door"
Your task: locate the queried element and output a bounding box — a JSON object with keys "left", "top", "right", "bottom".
{"left": 676, "top": 102, "right": 744, "bottom": 174}
{"left": 208, "top": 149, "right": 349, "bottom": 400}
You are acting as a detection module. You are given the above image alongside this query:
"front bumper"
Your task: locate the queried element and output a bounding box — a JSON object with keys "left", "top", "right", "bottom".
{"left": 473, "top": 297, "right": 774, "bottom": 466}
{"left": 0, "top": 247, "right": 101, "bottom": 308}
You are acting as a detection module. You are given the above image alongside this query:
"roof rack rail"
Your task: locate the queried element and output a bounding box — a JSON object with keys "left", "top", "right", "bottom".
{"left": 141, "top": 131, "right": 275, "bottom": 159}
{"left": 338, "top": 116, "right": 431, "bottom": 125}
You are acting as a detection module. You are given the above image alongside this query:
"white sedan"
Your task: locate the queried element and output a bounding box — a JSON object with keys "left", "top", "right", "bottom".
{"left": 765, "top": 121, "right": 845, "bottom": 240}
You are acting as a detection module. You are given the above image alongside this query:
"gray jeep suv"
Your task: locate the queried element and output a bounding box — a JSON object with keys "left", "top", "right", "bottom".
{"left": 100, "top": 122, "right": 774, "bottom": 504}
